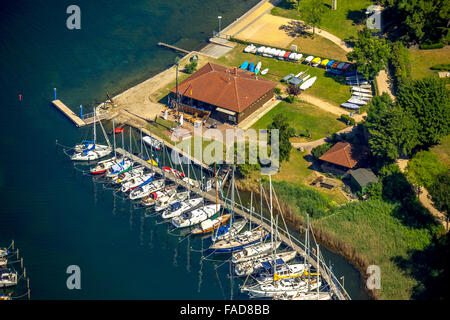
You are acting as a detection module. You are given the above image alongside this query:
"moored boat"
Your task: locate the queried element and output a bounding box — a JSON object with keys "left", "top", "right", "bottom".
{"left": 191, "top": 213, "right": 231, "bottom": 235}
{"left": 171, "top": 204, "right": 221, "bottom": 228}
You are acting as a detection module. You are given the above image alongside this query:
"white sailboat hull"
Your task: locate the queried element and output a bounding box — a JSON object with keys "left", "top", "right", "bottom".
{"left": 161, "top": 197, "right": 203, "bottom": 219}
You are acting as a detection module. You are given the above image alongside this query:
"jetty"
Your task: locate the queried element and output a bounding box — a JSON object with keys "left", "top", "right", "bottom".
{"left": 157, "top": 42, "right": 190, "bottom": 55}
{"left": 115, "top": 147, "right": 351, "bottom": 300}
{"left": 52, "top": 100, "right": 108, "bottom": 127}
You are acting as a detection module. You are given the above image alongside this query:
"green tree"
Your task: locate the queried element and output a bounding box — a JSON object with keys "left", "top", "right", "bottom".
{"left": 365, "top": 181, "right": 383, "bottom": 200}
{"left": 311, "top": 142, "right": 332, "bottom": 160}
{"left": 396, "top": 77, "right": 450, "bottom": 149}
{"left": 184, "top": 60, "right": 198, "bottom": 74}
{"left": 365, "top": 94, "right": 419, "bottom": 162}
{"left": 428, "top": 170, "right": 450, "bottom": 217}
{"left": 268, "top": 113, "right": 295, "bottom": 162}
{"left": 301, "top": 0, "right": 327, "bottom": 38}
{"left": 383, "top": 0, "right": 450, "bottom": 44}
{"left": 406, "top": 151, "right": 447, "bottom": 189}
{"left": 347, "top": 28, "right": 392, "bottom": 80}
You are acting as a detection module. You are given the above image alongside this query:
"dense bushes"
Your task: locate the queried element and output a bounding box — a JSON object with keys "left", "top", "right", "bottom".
{"left": 419, "top": 43, "right": 446, "bottom": 50}
{"left": 390, "top": 42, "right": 411, "bottom": 88}
{"left": 430, "top": 64, "right": 450, "bottom": 71}
{"left": 340, "top": 114, "right": 355, "bottom": 126}
{"left": 311, "top": 142, "right": 332, "bottom": 160}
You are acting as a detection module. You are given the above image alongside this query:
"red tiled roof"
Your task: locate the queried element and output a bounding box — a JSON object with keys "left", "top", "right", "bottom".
{"left": 170, "top": 62, "right": 276, "bottom": 113}
{"left": 319, "top": 142, "right": 364, "bottom": 169}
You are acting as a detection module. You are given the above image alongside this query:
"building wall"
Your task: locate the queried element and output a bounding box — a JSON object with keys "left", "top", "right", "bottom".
{"left": 237, "top": 88, "right": 274, "bottom": 124}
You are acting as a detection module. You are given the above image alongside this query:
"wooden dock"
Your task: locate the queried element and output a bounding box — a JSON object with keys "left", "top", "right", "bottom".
{"left": 52, "top": 100, "right": 109, "bottom": 127}
{"left": 51, "top": 100, "right": 86, "bottom": 127}
{"left": 158, "top": 42, "right": 190, "bottom": 54}
{"left": 115, "top": 147, "right": 351, "bottom": 300}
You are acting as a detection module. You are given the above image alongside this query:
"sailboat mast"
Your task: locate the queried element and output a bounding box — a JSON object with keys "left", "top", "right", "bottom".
{"left": 93, "top": 107, "right": 96, "bottom": 145}
{"left": 187, "top": 145, "right": 190, "bottom": 199}
{"left": 317, "top": 244, "right": 320, "bottom": 297}
{"left": 215, "top": 163, "right": 218, "bottom": 212}
{"left": 112, "top": 119, "right": 116, "bottom": 158}
{"left": 307, "top": 214, "right": 311, "bottom": 292}
{"left": 231, "top": 165, "right": 235, "bottom": 222}
{"left": 249, "top": 191, "right": 253, "bottom": 232}
{"left": 269, "top": 175, "right": 276, "bottom": 280}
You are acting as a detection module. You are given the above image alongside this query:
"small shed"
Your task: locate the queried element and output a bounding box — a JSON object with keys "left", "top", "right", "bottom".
{"left": 349, "top": 168, "right": 378, "bottom": 193}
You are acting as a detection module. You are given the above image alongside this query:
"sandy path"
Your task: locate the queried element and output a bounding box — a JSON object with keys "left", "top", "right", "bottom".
{"left": 375, "top": 69, "right": 395, "bottom": 100}
{"left": 397, "top": 159, "right": 448, "bottom": 230}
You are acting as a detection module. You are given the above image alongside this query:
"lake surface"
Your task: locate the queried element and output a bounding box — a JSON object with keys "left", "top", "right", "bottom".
{"left": 0, "top": 0, "right": 368, "bottom": 299}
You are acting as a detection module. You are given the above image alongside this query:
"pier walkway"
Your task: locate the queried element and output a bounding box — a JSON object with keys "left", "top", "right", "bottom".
{"left": 115, "top": 147, "right": 351, "bottom": 300}
{"left": 52, "top": 100, "right": 108, "bottom": 127}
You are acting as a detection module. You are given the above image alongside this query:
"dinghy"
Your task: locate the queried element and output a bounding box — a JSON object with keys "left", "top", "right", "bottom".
{"left": 171, "top": 204, "right": 221, "bottom": 228}
{"left": 347, "top": 97, "right": 368, "bottom": 105}
{"left": 161, "top": 197, "right": 204, "bottom": 219}
{"left": 351, "top": 86, "right": 372, "bottom": 94}
{"left": 304, "top": 56, "right": 314, "bottom": 63}
{"left": 320, "top": 59, "right": 330, "bottom": 67}
{"left": 351, "top": 91, "right": 372, "bottom": 98}
{"left": 248, "top": 62, "right": 255, "bottom": 72}
{"left": 260, "top": 68, "right": 269, "bottom": 75}
{"left": 299, "top": 76, "right": 317, "bottom": 90}
{"left": 254, "top": 62, "right": 262, "bottom": 75}
{"left": 281, "top": 73, "right": 294, "bottom": 82}
{"left": 341, "top": 103, "right": 361, "bottom": 110}
{"left": 239, "top": 61, "right": 249, "bottom": 70}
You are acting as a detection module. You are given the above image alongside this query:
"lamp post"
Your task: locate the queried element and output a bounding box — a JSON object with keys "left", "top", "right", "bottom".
{"left": 218, "top": 16, "right": 222, "bottom": 37}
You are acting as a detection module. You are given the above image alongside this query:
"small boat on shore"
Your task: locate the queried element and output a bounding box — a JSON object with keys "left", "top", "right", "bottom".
{"left": 254, "top": 62, "right": 261, "bottom": 74}
{"left": 341, "top": 102, "right": 361, "bottom": 110}
{"left": 299, "top": 76, "right": 317, "bottom": 90}
{"left": 260, "top": 68, "right": 269, "bottom": 75}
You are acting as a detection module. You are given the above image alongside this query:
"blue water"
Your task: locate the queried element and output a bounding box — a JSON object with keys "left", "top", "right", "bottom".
{"left": 0, "top": 0, "right": 368, "bottom": 299}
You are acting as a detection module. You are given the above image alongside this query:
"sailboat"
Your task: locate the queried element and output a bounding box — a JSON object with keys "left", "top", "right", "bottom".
{"left": 161, "top": 197, "right": 203, "bottom": 219}
{"left": 129, "top": 178, "right": 165, "bottom": 200}
{"left": 110, "top": 165, "right": 145, "bottom": 185}
{"left": 231, "top": 241, "right": 281, "bottom": 264}
{"left": 234, "top": 250, "right": 297, "bottom": 277}
{"left": 0, "top": 268, "right": 18, "bottom": 288}
{"left": 190, "top": 213, "right": 231, "bottom": 235}
{"left": 105, "top": 158, "right": 133, "bottom": 178}
{"left": 71, "top": 109, "right": 112, "bottom": 161}
{"left": 154, "top": 190, "right": 189, "bottom": 212}
{"left": 171, "top": 204, "right": 221, "bottom": 228}
{"left": 120, "top": 172, "right": 155, "bottom": 193}
{"left": 255, "top": 260, "right": 308, "bottom": 284}
{"left": 0, "top": 257, "right": 6, "bottom": 268}
{"left": 210, "top": 166, "right": 247, "bottom": 242}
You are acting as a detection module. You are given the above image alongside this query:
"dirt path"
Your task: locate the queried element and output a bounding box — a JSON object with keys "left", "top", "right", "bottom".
{"left": 375, "top": 69, "right": 395, "bottom": 100}
{"left": 397, "top": 159, "right": 448, "bottom": 231}
{"left": 291, "top": 125, "right": 356, "bottom": 152}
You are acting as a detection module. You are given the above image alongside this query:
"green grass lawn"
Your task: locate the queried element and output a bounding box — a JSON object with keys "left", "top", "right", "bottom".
{"left": 250, "top": 99, "right": 347, "bottom": 140}
{"left": 409, "top": 47, "right": 450, "bottom": 80}
{"left": 431, "top": 134, "right": 450, "bottom": 168}
{"left": 217, "top": 44, "right": 351, "bottom": 106}
{"left": 311, "top": 199, "right": 438, "bottom": 300}
{"left": 271, "top": 0, "right": 374, "bottom": 40}
{"left": 289, "top": 35, "right": 350, "bottom": 62}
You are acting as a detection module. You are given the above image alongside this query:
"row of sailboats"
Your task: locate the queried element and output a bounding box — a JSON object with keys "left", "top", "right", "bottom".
{"left": 60, "top": 111, "right": 338, "bottom": 300}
